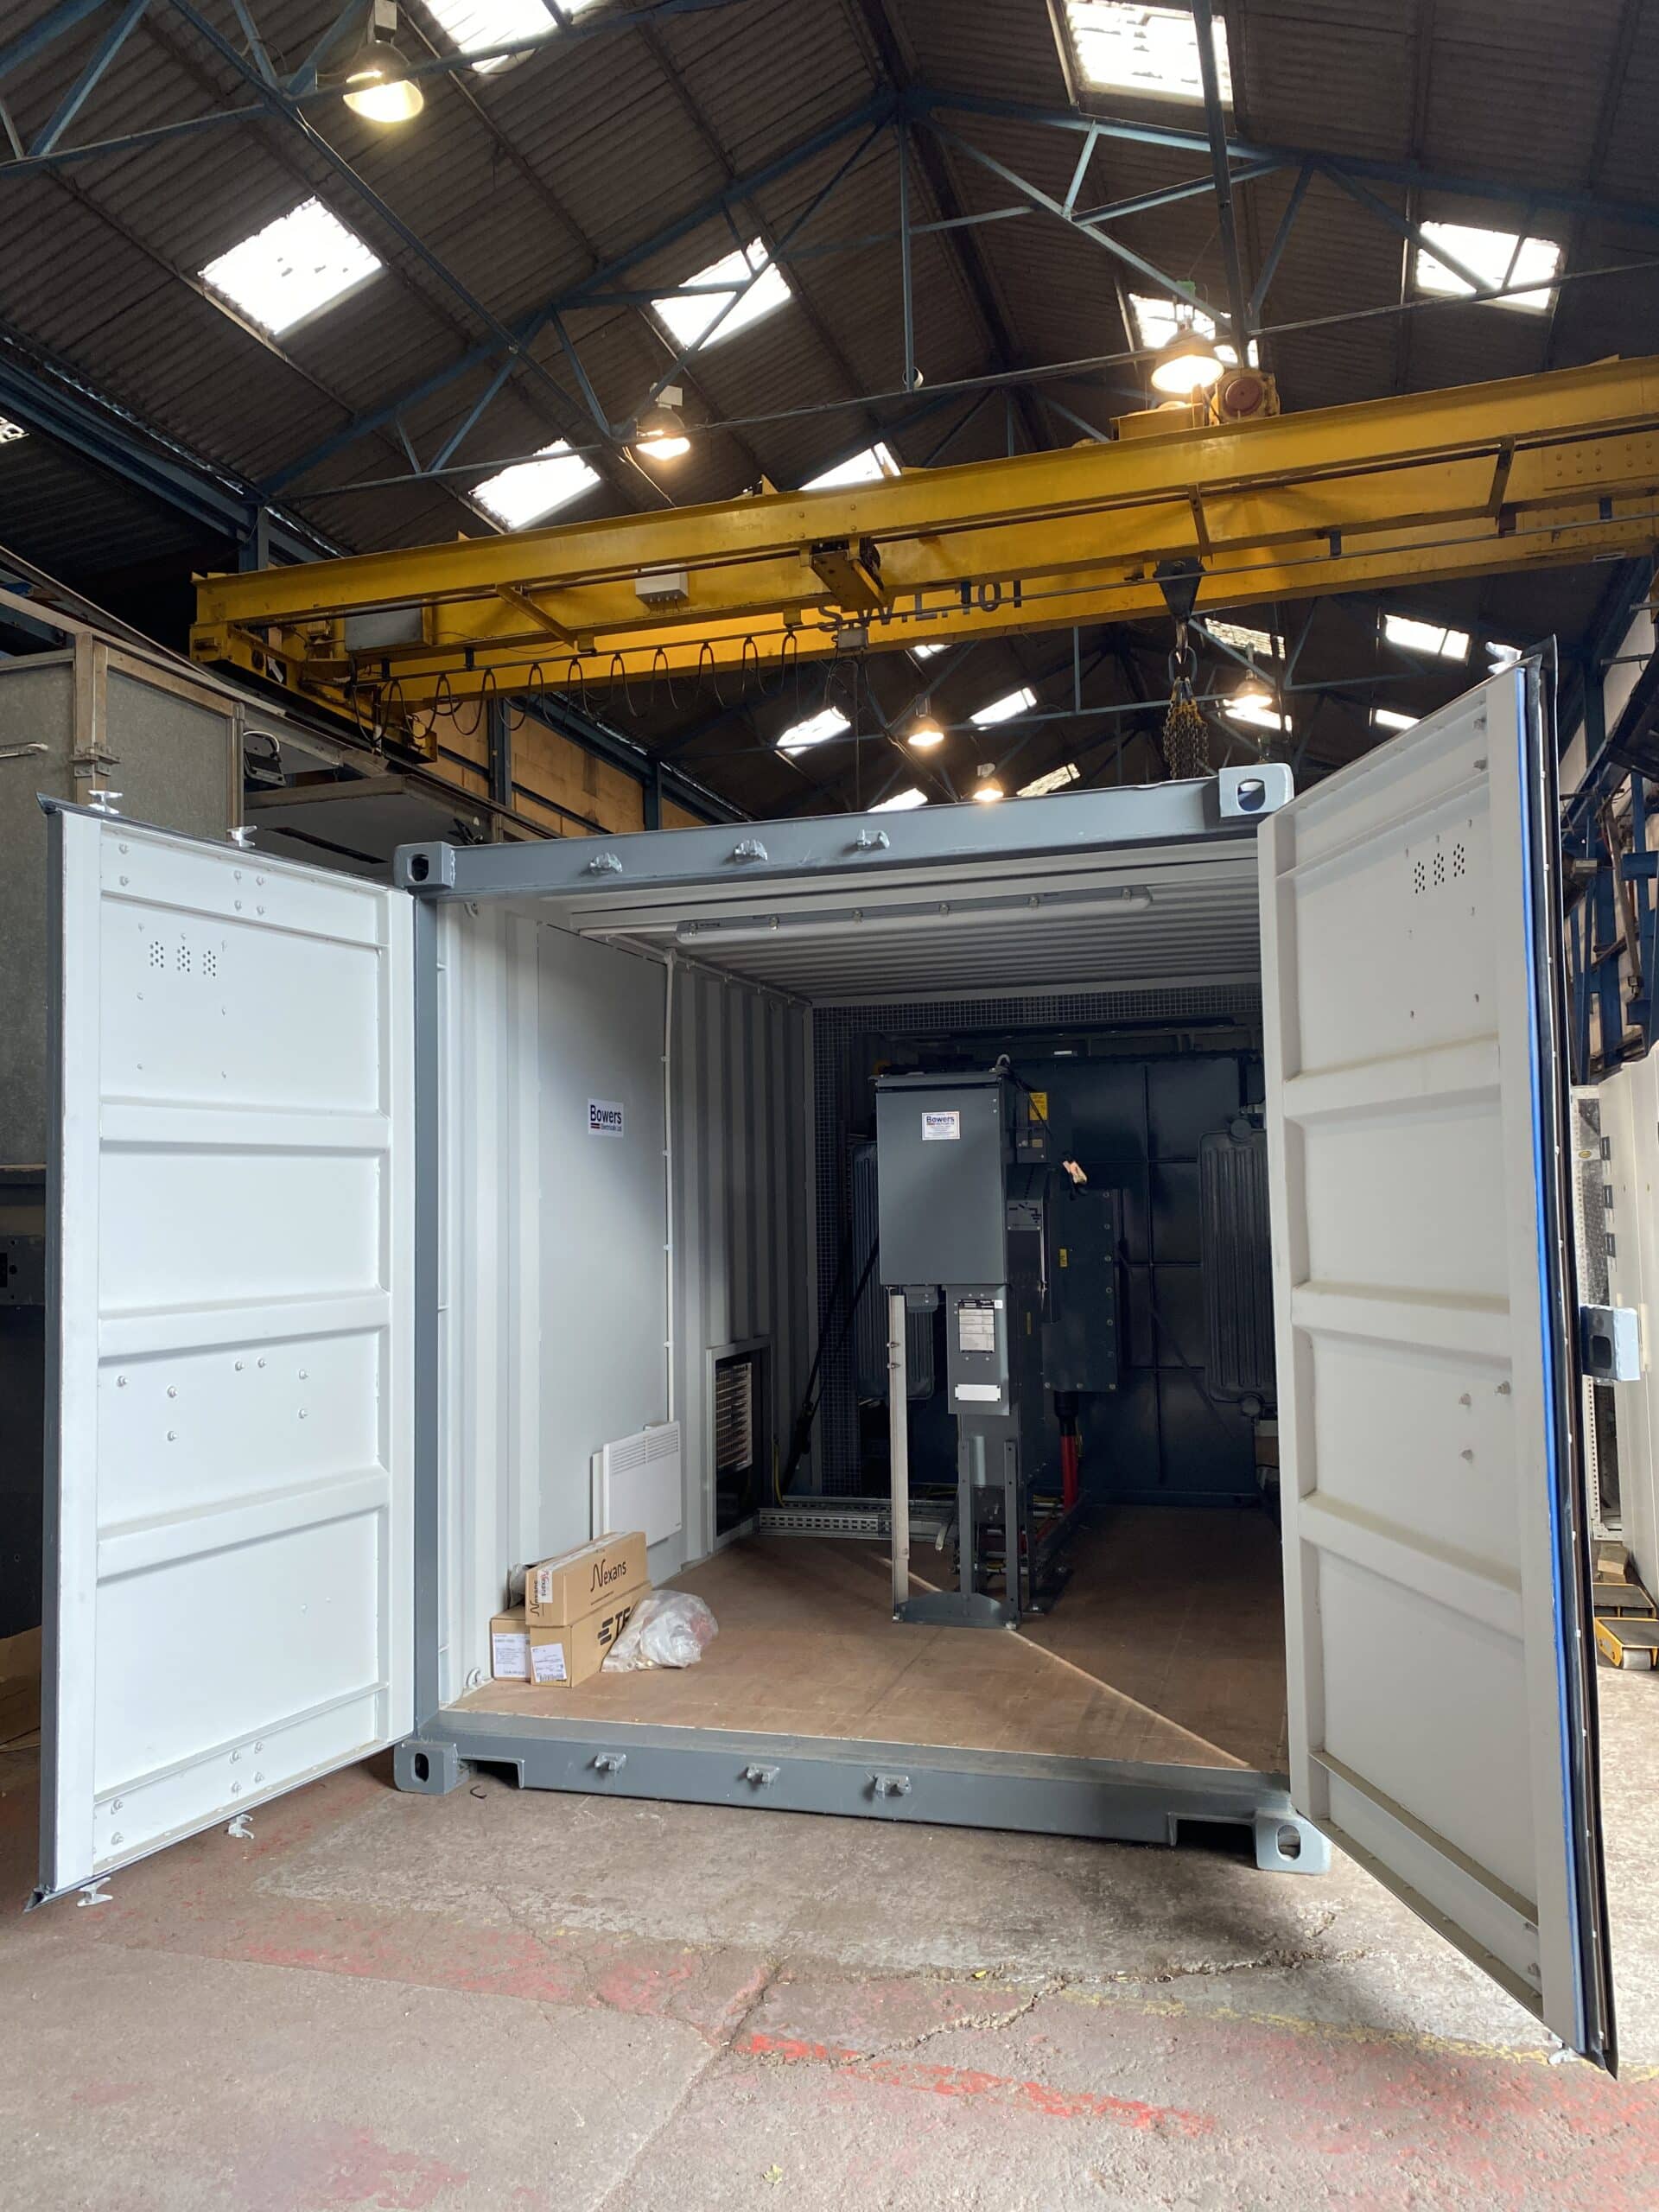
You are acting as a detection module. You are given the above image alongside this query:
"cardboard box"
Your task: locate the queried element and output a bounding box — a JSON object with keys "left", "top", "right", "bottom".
{"left": 489, "top": 1608, "right": 530, "bottom": 1681}
{"left": 525, "top": 1532, "right": 647, "bottom": 1626}
{"left": 527, "top": 1590, "right": 645, "bottom": 1687}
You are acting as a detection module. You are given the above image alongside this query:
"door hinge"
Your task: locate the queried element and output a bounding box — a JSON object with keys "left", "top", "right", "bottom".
{"left": 1581, "top": 1304, "right": 1640, "bottom": 1382}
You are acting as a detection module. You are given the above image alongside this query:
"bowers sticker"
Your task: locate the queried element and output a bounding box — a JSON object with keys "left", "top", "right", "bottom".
{"left": 922, "top": 1110, "right": 961, "bottom": 1141}
{"left": 588, "top": 1098, "right": 625, "bottom": 1137}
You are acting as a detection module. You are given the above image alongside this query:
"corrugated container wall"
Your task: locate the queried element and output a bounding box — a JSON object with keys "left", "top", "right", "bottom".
{"left": 670, "top": 963, "right": 814, "bottom": 1532}
{"left": 435, "top": 906, "right": 810, "bottom": 1700}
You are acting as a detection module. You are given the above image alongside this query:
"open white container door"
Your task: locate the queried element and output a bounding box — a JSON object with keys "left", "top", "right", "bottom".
{"left": 38, "top": 807, "right": 415, "bottom": 1901}
{"left": 1261, "top": 663, "right": 1613, "bottom": 2065}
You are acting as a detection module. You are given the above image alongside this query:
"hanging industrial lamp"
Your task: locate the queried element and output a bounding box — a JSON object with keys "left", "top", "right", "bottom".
{"left": 633, "top": 388, "right": 690, "bottom": 462}
{"left": 906, "top": 699, "right": 944, "bottom": 749}
{"left": 1232, "top": 651, "right": 1274, "bottom": 713}
{"left": 1148, "top": 310, "right": 1224, "bottom": 397}
{"left": 342, "top": 1, "right": 424, "bottom": 123}
{"left": 973, "top": 763, "right": 1004, "bottom": 802}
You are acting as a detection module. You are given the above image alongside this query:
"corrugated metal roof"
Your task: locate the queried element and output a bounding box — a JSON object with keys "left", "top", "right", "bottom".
{"left": 0, "top": 0, "right": 1653, "bottom": 817}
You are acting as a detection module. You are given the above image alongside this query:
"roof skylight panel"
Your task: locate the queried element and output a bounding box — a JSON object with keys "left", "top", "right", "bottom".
{"left": 1066, "top": 3, "right": 1231, "bottom": 104}
{"left": 1382, "top": 613, "right": 1470, "bottom": 662}
{"left": 653, "top": 241, "right": 791, "bottom": 352}
{"left": 418, "top": 0, "right": 600, "bottom": 72}
{"left": 778, "top": 705, "right": 849, "bottom": 753}
{"left": 970, "top": 687, "right": 1037, "bottom": 727}
{"left": 1204, "top": 620, "right": 1280, "bottom": 658}
{"left": 474, "top": 439, "right": 600, "bottom": 528}
{"left": 200, "top": 199, "right": 383, "bottom": 336}
{"left": 1020, "top": 763, "right": 1082, "bottom": 796}
{"left": 1414, "top": 221, "right": 1562, "bottom": 314}
{"left": 1128, "top": 293, "right": 1257, "bottom": 367}
{"left": 801, "top": 442, "right": 899, "bottom": 491}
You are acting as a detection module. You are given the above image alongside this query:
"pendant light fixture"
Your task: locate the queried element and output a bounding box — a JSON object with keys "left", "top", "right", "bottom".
{"left": 633, "top": 387, "right": 690, "bottom": 462}
{"left": 906, "top": 698, "right": 945, "bottom": 749}
{"left": 342, "top": 1, "right": 423, "bottom": 122}
{"left": 1148, "top": 308, "right": 1224, "bottom": 397}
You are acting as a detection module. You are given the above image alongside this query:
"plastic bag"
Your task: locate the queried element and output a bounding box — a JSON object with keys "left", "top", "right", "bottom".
{"left": 602, "top": 1590, "right": 718, "bottom": 1673}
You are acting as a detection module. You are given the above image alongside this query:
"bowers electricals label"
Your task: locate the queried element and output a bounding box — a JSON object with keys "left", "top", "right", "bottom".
{"left": 588, "top": 1098, "right": 625, "bottom": 1137}
{"left": 922, "top": 1110, "right": 961, "bottom": 1141}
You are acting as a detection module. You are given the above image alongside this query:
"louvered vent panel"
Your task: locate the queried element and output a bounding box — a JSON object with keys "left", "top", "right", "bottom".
{"left": 1199, "top": 1128, "right": 1276, "bottom": 1399}
{"left": 715, "top": 1357, "right": 755, "bottom": 1475}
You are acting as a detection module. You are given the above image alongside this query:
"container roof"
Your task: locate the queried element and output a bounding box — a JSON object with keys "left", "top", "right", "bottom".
{"left": 501, "top": 781, "right": 1261, "bottom": 1000}
{"left": 1, "top": 0, "right": 1656, "bottom": 817}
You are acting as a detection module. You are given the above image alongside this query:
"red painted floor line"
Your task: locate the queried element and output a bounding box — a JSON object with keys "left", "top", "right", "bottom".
{"left": 737, "top": 2031, "right": 1216, "bottom": 2136}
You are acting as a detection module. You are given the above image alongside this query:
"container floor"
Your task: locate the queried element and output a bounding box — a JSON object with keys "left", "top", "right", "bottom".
{"left": 459, "top": 1505, "right": 1290, "bottom": 1772}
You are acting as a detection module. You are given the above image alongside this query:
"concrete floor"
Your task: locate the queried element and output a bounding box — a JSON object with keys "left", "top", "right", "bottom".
{"left": 2, "top": 1677, "right": 1657, "bottom": 2209}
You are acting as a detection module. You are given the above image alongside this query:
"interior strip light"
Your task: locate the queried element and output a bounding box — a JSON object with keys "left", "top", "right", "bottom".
{"left": 670, "top": 885, "right": 1154, "bottom": 948}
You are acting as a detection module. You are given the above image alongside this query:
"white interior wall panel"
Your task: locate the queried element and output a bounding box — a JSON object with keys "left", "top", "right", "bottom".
{"left": 438, "top": 915, "right": 809, "bottom": 1680}
{"left": 536, "top": 926, "right": 669, "bottom": 1567}
{"left": 435, "top": 902, "right": 541, "bottom": 1708}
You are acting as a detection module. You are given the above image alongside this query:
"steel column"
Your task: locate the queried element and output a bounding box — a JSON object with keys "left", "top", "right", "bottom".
{"left": 486, "top": 697, "right": 512, "bottom": 811}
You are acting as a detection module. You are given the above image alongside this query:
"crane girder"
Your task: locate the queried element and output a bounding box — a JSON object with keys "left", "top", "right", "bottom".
{"left": 191, "top": 356, "right": 1659, "bottom": 727}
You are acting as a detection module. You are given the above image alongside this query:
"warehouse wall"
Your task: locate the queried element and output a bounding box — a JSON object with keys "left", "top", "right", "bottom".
{"left": 427, "top": 707, "right": 650, "bottom": 838}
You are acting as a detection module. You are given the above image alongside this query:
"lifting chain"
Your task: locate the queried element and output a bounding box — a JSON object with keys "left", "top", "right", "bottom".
{"left": 1160, "top": 625, "right": 1210, "bottom": 781}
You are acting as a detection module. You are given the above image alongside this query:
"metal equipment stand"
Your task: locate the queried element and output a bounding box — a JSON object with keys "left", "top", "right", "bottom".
{"left": 887, "top": 1290, "right": 1018, "bottom": 1629}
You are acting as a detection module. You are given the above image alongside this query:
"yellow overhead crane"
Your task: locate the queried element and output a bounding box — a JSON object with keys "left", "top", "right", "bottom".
{"left": 192, "top": 355, "right": 1659, "bottom": 747}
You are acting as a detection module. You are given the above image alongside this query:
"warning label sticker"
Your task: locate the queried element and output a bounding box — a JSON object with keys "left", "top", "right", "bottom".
{"left": 921, "top": 1110, "right": 961, "bottom": 1141}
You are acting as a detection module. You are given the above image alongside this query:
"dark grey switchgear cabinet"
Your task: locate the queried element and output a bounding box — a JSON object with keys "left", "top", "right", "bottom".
{"left": 874, "top": 1071, "right": 1011, "bottom": 1290}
